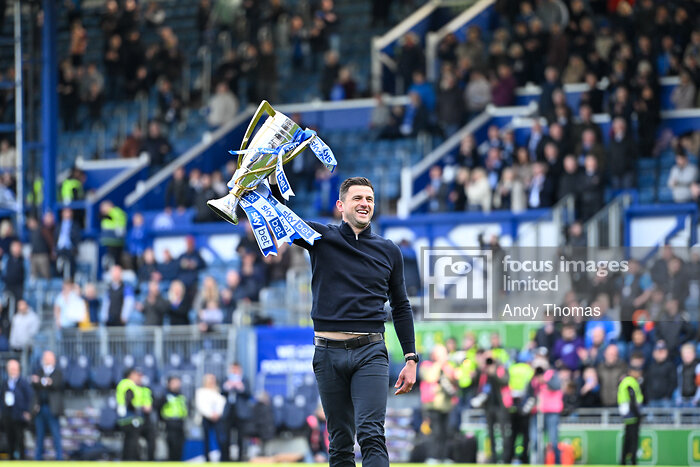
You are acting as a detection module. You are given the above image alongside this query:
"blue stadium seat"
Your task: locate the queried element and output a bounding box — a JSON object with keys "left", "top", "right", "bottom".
{"left": 67, "top": 355, "right": 90, "bottom": 390}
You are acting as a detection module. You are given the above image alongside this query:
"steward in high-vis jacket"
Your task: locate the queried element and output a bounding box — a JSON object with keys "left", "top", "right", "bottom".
{"left": 618, "top": 364, "right": 644, "bottom": 465}
{"left": 157, "top": 376, "right": 188, "bottom": 461}
{"left": 116, "top": 368, "right": 155, "bottom": 461}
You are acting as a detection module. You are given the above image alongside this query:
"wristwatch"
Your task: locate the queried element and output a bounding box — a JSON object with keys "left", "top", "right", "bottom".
{"left": 405, "top": 354, "right": 420, "bottom": 364}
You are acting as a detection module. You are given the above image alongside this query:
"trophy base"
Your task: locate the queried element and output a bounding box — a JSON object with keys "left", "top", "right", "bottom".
{"left": 207, "top": 195, "right": 239, "bottom": 225}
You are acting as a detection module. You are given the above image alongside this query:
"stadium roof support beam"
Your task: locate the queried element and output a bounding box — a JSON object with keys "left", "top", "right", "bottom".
{"left": 41, "top": 0, "right": 58, "bottom": 213}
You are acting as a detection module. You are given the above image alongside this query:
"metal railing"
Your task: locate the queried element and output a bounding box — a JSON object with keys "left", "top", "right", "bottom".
{"left": 425, "top": 0, "right": 493, "bottom": 81}
{"left": 584, "top": 192, "right": 633, "bottom": 249}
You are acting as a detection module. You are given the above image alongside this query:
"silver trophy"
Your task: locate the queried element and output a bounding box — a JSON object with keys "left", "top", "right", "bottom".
{"left": 207, "top": 100, "right": 317, "bottom": 224}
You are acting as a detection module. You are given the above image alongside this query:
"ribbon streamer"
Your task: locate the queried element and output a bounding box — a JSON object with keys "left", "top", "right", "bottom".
{"left": 230, "top": 128, "right": 334, "bottom": 255}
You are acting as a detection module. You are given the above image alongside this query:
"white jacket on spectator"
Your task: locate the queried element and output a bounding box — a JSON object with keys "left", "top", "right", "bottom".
{"left": 207, "top": 85, "right": 239, "bottom": 128}
{"left": 9, "top": 306, "right": 40, "bottom": 349}
{"left": 668, "top": 162, "right": 698, "bottom": 203}
{"left": 195, "top": 386, "right": 226, "bottom": 420}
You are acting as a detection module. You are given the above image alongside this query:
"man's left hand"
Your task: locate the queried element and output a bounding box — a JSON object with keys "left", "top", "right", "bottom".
{"left": 394, "top": 361, "right": 417, "bottom": 395}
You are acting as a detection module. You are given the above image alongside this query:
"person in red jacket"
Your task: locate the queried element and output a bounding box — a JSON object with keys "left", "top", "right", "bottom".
{"left": 526, "top": 363, "right": 563, "bottom": 464}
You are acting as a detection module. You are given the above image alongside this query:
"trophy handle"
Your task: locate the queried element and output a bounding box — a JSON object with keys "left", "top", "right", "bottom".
{"left": 239, "top": 100, "right": 276, "bottom": 168}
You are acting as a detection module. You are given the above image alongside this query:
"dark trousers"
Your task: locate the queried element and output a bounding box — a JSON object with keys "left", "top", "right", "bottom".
{"left": 202, "top": 417, "right": 228, "bottom": 461}
{"left": 508, "top": 410, "right": 529, "bottom": 464}
{"left": 4, "top": 418, "right": 26, "bottom": 459}
{"left": 122, "top": 418, "right": 155, "bottom": 461}
{"left": 426, "top": 409, "right": 450, "bottom": 460}
{"left": 485, "top": 407, "right": 511, "bottom": 463}
{"left": 621, "top": 421, "right": 640, "bottom": 465}
{"left": 165, "top": 421, "right": 185, "bottom": 461}
{"left": 222, "top": 416, "right": 248, "bottom": 461}
{"left": 35, "top": 405, "right": 63, "bottom": 460}
{"left": 313, "top": 340, "right": 390, "bottom": 467}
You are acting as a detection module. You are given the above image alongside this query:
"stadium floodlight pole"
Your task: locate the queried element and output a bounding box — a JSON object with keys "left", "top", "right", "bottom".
{"left": 41, "top": 0, "right": 58, "bottom": 214}
{"left": 14, "top": 0, "right": 24, "bottom": 233}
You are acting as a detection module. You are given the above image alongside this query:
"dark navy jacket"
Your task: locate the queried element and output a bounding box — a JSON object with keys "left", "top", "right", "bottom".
{"left": 294, "top": 221, "right": 416, "bottom": 355}
{"left": 0, "top": 376, "right": 34, "bottom": 421}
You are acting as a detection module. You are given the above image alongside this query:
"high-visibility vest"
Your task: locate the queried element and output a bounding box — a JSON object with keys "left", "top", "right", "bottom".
{"left": 101, "top": 206, "right": 127, "bottom": 246}
{"left": 60, "top": 178, "right": 83, "bottom": 203}
{"left": 509, "top": 363, "right": 535, "bottom": 398}
{"left": 161, "top": 393, "right": 188, "bottom": 420}
{"left": 116, "top": 379, "right": 151, "bottom": 425}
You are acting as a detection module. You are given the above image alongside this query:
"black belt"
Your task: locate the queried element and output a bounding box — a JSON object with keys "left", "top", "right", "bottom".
{"left": 314, "top": 333, "right": 383, "bottom": 349}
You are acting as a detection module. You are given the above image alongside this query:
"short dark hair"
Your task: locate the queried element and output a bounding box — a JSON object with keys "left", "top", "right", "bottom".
{"left": 339, "top": 177, "right": 374, "bottom": 201}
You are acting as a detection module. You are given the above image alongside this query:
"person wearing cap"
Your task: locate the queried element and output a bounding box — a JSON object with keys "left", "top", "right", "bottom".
{"left": 618, "top": 359, "right": 644, "bottom": 465}
{"left": 644, "top": 340, "right": 677, "bottom": 407}
{"left": 116, "top": 368, "right": 155, "bottom": 460}
{"left": 156, "top": 376, "right": 188, "bottom": 461}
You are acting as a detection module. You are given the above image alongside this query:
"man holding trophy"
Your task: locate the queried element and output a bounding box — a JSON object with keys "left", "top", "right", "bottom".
{"left": 207, "top": 101, "right": 418, "bottom": 467}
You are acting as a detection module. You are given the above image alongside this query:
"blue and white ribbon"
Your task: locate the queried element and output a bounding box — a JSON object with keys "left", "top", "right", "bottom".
{"left": 230, "top": 127, "right": 336, "bottom": 256}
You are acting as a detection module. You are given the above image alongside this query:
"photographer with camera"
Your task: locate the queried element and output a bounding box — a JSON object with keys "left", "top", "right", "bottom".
{"left": 419, "top": 344, "right": 458, "bottom": 462}
{"left": 524, "top": 354, "right": 563, "bottom": 464}
{"left": 472, "top": 351, "right": 512, "bottom": 463}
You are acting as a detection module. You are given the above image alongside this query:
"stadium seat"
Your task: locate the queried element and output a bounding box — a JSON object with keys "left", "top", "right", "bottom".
{"left": 67, "top": 355, "right": 91, "bottom": 390}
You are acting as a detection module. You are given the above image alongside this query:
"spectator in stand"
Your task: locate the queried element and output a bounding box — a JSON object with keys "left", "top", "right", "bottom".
{"left": 56, "top": 207, "right": 81, "bottom": 280}
{"left": 2, "top": 240, "right": 24, "bottom": 302}
{"left": 82, "top": 283, "right": 101, "bottom": 324}
{"left": 142, "top": 120, "right": 173, "bottom": 168}
{"left": 54, "top": 279, "right": 86, "bottom": 328}
{"left": 628, "top": 329, "right": 652, "bottom": 365}
{"left": 457, "top": 26, "right": 486, "bottom": 71}
{"left": 126, "top": 212, "right": 148, "bottom": 267}
{"left": 196, "top": 373, "right": 227, "bottom": 462}
{"left": 156, "top": 79, "right": 182, "bottom": 126}
{"left": 8, "top": 300, "right": 40, "bottom": 354}
{"left": 654, "top": 299, "right": 694, "bottom": 358}
{"left": 222, "top": 362, "right": 252, "bottom": 461}
{"left": 236, "top": 251, "right": 266, "bottom": 303}
{"left": 165, "top": 167, "right": 193, "bottom": 211}
{"left": 671, "top": 68, "right": 697, "bottom": 110}
{"left": 578, "top": 366, "right": 601, "bottom": 408}
{"left": 493, "top": 167, "right": 526, "bottom": 212}
{"left": 29, "top": 212, "right": 56, "bottom": 279}
{"left": 399, "top": 92, "right": 431, "bottom": 137}
{"left": 419, "top": 344, "right": 457, "bottom": 463}
{"left": 104, "top": 34, "right": 123, "bottom": 100}
{"left": 557, "top": 155, "right": 581, "bottom": 202}
{"left": 527, "top": 162, "right": 555, "bottom": 209}
{"left": 166, "top": 280, "right": 190, "bottom": 325}
{"left": 579, "top": 155, "right": 604, "bottom": 221}
{"left": 0, "top": 138, "right": 15, "bottom": 171}
{"left": 193, "top": 174, "right": 217, "bottom": 223}
{"left": 99, "top": 200, "right": 127, "bottom": 268}
{"left": 137, "top": 248, "right": 159, "bottom": 283}
{"left": 257, "top": 39, "right": 278, "bottom": 102}
{"left": 491, "top": 63, "right": 517, "bottom": 107}
{"left": 553, "top": 324, "right": 585, "bottom": 371}
{"left": 407, "top": 71, "right": 436, "bottom": 113}
{"left": 207, "top": 82, "right": 239, "bottom": 129}
{"left": 677, "top": 343, "right": 700, "bottom": 407}
{"left": 158, "top": 249, "right": 179, "bottom": 282}
{"left": 178, "top": 236, "right": 205, "bottom": 308}
{"left": 466, "top": 167, "right": 492, "bottom": 212}
{"left": 644, "top": 340, "right": 677, "bottom": 407}
{"left": 317, "top": 0, "right": 340, "bottom": 52}
{"left": 31, "top": 351, "right": 64, "bottom": 461}
{"left": 319, "top": 50, "right": 340, "bottom": 101}
{"left": 465, "top": 70, "right": 492, "bottom": 116}
{"left": 0, "top": 359, "right": 33, "bottom": 460}
{"left": 575, "top": 128, "right": 605, "bottom": 169}
{"left": 425, "top": 166, "right": 449, "bottom": 213}
{"left": 607, "top": 118, "right": 636, "bottom": 189}
{"left": 120, "top": 124, "right": 143, "bottom": 159}
{"left": 668, "top": 152, "right": 698, "bottom": 203}
{"left": 539, "top": 66, "right": 562, "bottom": 119}
{"left": 100, "top": 265, "right": 135, "bottom": 327}
{"left": 396, "top": 32, "right": 425, "bottom": 93}
{"left": 596, "top": 344, "right": 627, "bottom": 407}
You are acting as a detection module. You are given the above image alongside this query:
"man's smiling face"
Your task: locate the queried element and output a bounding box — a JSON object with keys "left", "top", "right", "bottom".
{"left": 337, "top": 185, "right": 374, "bottom": 230}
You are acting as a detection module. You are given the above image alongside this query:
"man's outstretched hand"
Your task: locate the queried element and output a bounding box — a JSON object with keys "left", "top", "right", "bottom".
{"left": 394, "top": 361, "right": 417, "bottom": 395}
